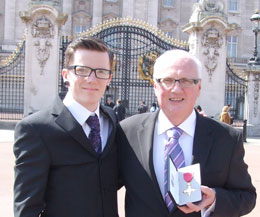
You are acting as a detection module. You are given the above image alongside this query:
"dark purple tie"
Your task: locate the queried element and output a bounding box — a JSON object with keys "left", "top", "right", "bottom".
{"left": 86, "top": 114, "right": 102, "bottom": 155}
{"left": 164, "top": 127, "right": 184, "bottom": 211}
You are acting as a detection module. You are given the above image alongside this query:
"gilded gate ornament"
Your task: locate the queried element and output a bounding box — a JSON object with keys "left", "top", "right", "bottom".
{"left": 138, "top": 51, "right": 159, "bottom": 85}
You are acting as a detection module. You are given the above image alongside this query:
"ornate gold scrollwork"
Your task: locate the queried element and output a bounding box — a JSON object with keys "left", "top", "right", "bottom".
{"left": 138, "top": 51, "right": 160, "bottom": 85}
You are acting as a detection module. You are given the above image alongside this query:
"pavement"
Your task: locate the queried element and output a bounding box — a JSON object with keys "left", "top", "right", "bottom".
{"left": 0, "top": 130, "right": 259, "bottom": 217}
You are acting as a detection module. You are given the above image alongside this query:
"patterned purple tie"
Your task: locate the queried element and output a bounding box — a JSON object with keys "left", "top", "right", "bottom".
{"left": 86, "top": 114, "right": 102, "bottom": 155}
{"left": 164, "top": 127, "right": 184, "bottom": 212}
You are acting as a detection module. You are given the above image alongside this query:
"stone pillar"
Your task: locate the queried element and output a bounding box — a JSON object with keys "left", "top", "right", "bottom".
{"left": 92, "top": 0, "right": 103, "bottom": 26}
{"left": 244, "top": 66, "right": 260, "bottom": 136}
{"left": 122, "top": 0, "right": 134, "bottom": 18}
{"left": 19, "top": 1, "right": 67, "bottom": 115}
{"left": 4, "top": 0, "right": 16, "bottom": 44}
{"left": 147, "top": 0, "right": 158, "bottom": 26}
{"left": 182, "top": 0, "right": 231, "bottom": 117}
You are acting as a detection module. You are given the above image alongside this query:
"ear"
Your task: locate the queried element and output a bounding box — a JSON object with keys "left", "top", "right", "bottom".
{"left": 198, "top": 80, "right": 202, "bottom": 91}
{"left": 62, "top": 68, "right": 68, "bottom": 80}
{"left": 197, "top": 80, "right": 202, "bottom": 98}
{"left": 153, "top": 81, "right": 159, "bottom": 98}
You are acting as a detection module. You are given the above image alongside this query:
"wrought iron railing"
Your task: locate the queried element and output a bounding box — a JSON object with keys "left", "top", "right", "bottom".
{"left": 0, "top": 41, "right": 25, "bottom": 120}
{"left": 225, "top": 60, "right": 247, "bottom": 120}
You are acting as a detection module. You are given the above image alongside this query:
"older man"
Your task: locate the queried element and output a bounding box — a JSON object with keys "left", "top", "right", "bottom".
{"left": 116, "top": 50, "right": 256, "bottom": 217}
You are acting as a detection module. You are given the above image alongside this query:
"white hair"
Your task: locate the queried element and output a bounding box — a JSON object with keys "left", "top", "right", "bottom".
{"left": 153, "top": 49, "right": 202, "bottom": 79}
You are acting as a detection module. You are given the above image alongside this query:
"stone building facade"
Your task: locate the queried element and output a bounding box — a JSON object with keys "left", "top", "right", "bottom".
{"left": 1, "top": 0, "right": 260, "bottom": 65}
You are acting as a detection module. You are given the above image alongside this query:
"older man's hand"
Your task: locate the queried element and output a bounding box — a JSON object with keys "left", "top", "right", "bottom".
{"left": 177, "top": 185, "right": 216, "bottom": 214}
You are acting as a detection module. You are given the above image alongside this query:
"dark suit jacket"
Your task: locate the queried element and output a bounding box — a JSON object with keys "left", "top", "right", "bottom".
{"left": 117, "top": 110, "right": 256, "bottom": 217}
{"left": 113, "top": 104, "right": 126, "bottom": 122}
{"left": 14, "top": 97, "right": 119, "bottom": 217}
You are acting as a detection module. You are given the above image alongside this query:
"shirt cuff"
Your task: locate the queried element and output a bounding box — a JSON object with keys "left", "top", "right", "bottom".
{"left": 201, "top": 198, "right": 216, "bottom": 217}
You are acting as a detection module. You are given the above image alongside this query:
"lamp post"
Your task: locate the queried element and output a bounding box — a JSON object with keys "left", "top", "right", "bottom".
{"left": 249, "top": 10, "right": 260, "bottom": 65}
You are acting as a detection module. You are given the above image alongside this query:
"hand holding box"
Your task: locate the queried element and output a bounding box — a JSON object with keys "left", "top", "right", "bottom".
{"left": 168, "top": 161, "right": 202, "bottom": 206}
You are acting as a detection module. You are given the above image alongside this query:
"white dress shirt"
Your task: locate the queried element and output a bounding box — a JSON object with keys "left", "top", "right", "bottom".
{"left": 153, "top": 109, "right": 196, "bottom": 196}
{"left": 153, "top": 109, "right": 214, "bottom": 217}
{"left": 63, "top": 91, "right": 110, "bottom": 151}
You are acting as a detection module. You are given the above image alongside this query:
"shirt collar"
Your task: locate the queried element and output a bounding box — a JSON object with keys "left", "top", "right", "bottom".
{"left": 157, "top": 109, "right": 197, "bottom": 137}
{"left": 63, "top": 91, "right": 100, "bottom": 126}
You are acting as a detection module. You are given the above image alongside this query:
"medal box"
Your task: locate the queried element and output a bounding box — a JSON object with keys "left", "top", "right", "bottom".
{"left": 168, "top": 161, "right": 202, "bottom": 206}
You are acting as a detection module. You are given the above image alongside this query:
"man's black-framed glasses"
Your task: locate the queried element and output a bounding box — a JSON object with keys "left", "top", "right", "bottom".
{"left": 155, "top": 77, "right": 201, "bottom": 88}
{"left": 68, "top": 65, "right": 112, "bottom": 80}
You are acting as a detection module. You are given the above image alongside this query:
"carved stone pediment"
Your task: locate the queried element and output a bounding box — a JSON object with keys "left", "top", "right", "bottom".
{"left": 32, "top": 15, "right": 54, "bottom": 38}
{"left": 201, "top": 0, "right": 224, "bottom": 13}
{"left": 190, "top": 0, "right": 226, "bottom": 23}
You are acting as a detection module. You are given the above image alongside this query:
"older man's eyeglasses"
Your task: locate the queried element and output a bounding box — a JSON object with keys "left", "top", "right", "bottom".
{"left": 155, "top": 77, "right": 201, "bottom": 88}
{"left": 68, "top": 65, "right": 112, "bottom": 80}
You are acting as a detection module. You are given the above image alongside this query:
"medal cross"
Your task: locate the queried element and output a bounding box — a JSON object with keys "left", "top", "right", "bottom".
{"left": 183, "top": 184, "right": 196, "bottom": 196}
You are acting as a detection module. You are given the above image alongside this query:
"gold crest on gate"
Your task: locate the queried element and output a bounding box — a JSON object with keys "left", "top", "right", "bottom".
{"left": 138, "top": 51, "right": 159, "bottom": 85}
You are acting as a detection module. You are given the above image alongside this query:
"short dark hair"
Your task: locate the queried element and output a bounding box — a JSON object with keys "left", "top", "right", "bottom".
{"left": 64, "top": 37, "right": 114, "bottom": 69}
{"left": 196, "top": 105, "right": 202, "bottom": 112}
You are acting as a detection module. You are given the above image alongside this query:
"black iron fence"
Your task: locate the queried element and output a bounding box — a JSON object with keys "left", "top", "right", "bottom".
{"left": 0, "top": 41, "right": 25, "bottom": 120}
{"left": 225, "top": 61, "right": 247, "bottom": 120}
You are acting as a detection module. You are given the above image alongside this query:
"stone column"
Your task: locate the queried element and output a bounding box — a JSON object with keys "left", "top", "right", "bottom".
{"left": 147, "top": 0, "right": 158, "bottom": 26}
{"left": 92, "top": 0, "right": 103, "bottom": 26}
{"left": 122, "top": 0, "right": 134, "bottom": 18}
{"left": 244, "top": 66, "right": 260, "bottom": 136}
{"left": 4, "top": 0, "right": 16, "bottom": 44}
{"left": 182, "top": 0, "right": 231, "bottom": 117}
{"left": 19, "top": 1, "right": 67, "bottom": 115}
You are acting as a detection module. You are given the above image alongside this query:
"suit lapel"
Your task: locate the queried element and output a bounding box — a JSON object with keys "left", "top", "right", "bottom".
{"left": 52, "top": 97, "right": 97, "bottom": 156}
{"left": 136, "top": 111, "right": 168, "bottom": 210}
{"left": 136, "top": 113, "right": 156, "bottom": 178}
{"left": 192, "top": 113, "right": 214, "bottom": 172}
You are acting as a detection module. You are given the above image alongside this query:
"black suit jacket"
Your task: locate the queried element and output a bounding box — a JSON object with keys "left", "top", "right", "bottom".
{"left": 14, "top": 97, "right": 119, "bottom": 217}
{"left": 117, "top": 110, "right": 256, "bottom": 217}
{"left": 113, "top": 104, "right": 126, "bottom": 122}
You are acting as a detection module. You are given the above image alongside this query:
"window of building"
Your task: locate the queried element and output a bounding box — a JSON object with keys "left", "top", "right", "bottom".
{"left": 74, "top": 25, "right": 87, "bottom": 34}
{"left": 227, "top": 36, "right": 238, "bottom": 57}
{"left": 228, "top": 0, "right": 238, "bottom": 12}
{"left": 106, "top": 0, "right": 117, "bottom": 2}
{"left": 163, "top": 0, "right": 174, "bottom": 7}
{"left": 164, "top": 31, "right": 173, "bottom": 38}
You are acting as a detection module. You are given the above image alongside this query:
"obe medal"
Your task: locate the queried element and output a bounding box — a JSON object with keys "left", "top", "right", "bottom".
{"left": 183, "top": 172, "right": 196, "bottom": 196}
